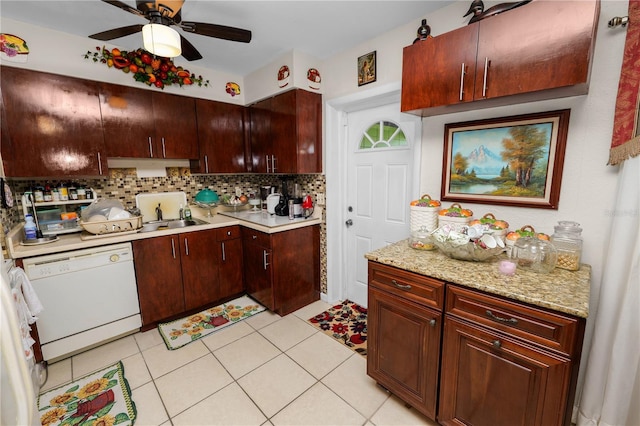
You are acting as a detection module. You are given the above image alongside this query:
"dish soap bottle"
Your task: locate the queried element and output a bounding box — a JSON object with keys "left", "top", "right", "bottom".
{"left": 24, "top": 214, "right": 37, "bottom": 240}
{"left": 183, "top": 204, "right": 192, "bottom": 220}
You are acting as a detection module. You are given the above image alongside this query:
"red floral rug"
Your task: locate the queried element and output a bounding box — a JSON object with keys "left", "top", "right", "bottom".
{"left": 309, "top": 300, "right": 367, "bottom": 357}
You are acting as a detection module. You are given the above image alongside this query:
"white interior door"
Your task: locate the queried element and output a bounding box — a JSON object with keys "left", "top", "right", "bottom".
{"left": 344, "top": 103, "right": 421, "bottom": 307}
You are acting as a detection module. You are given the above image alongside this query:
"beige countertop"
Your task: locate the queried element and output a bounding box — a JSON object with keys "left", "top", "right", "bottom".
{"left": 365, "top": 239, "right": 590, "bottom": 318}
{"left": 7, "top": 205, "right": 322, "bottom": 260}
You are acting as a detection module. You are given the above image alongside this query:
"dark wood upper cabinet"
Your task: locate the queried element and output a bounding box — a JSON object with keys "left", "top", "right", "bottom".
{"left": 193, "top": 99, "right": 248, "bottom": 173}
{"left": 401, "top": 0, "right": 600, "bottom": 116}
{"left": 99, "top": 83, "right": 199, "bottom": 159}
{"left": 1, "top": 66, "right": 107, "bottom": 177}
{"left": 250, "top": 89, "right": 322, "bottom": 174}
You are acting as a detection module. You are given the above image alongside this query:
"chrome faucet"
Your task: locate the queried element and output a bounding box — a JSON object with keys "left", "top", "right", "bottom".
{"left": 155, "top": 203, "right": 163, "bottom": 221}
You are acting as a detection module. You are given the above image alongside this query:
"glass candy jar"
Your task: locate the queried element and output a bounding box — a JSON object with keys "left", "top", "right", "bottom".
{"left": 409, "top": 226, "right": 436, "bottom": 251}
{"left": 513, "top": 237, "right": 557, "bottom": 273}
{"left": 551, "top": 221, "right": 583, "bottom": 271}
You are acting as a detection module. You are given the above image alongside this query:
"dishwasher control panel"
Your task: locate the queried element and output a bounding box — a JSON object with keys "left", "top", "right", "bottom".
{"left": 22, "top": 243, "right": 133, "bottom": 280}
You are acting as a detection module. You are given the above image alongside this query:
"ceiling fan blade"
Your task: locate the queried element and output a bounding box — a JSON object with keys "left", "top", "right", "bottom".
{"left": 89, "top": 24, "right": 144, "bottom": 41}
{"left": 101, "top": 0, "right": 145, "bottom": 18}
{"left": 180, "top": 35, "right": 203, "bottom": 61}
{"left": 180, "top": 21, "right": 251, "bottom": 43}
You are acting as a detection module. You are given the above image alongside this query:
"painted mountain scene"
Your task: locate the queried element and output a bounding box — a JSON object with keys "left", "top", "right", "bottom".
{"left": 449, "top": 122, "right": 553, "bottom": 198}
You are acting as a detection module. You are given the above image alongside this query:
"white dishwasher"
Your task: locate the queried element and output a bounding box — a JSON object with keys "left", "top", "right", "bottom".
{"left": 22, "top": 242, "right": 141, "bottom": 361}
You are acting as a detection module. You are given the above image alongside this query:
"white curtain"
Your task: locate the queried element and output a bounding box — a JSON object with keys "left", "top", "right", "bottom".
{"left": 577, "top": 155, "right": 640, "bottom": 426}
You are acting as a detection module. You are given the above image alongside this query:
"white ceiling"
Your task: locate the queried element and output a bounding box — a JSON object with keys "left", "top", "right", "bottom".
{"left": 0, "top": 0, "right": 454, "bottom": 76}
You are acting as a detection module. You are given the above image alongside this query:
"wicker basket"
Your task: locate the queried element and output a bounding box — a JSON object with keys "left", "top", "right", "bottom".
{"left": 410, "top": 194, "right": 440, "bottom": 232}
{"left": 438, "top": 203, "right": 472, "bottom": 232}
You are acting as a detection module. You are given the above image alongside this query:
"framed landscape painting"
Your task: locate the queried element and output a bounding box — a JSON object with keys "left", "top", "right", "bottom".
{"left": 441, "top": 110, "right": 570, "bottom": 209}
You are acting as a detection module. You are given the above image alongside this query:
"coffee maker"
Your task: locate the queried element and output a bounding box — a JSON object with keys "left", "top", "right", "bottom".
{"left": 274, "top": 178, "right": 290, "bottom": 216}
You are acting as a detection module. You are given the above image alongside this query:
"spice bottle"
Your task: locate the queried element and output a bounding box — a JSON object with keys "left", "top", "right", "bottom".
{"left": 551, "top": 221, "right": 583, "bottom": 271}
{"left": 58, "top": 182, "right": 69, "bottom": 201}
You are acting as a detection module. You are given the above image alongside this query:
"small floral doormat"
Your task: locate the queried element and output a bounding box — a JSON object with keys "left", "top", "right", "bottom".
{"left": 309, "top": 300, "right": 367, "bottom": 357}
{"left": 38, "top": 361, "right": 136, "bottom": 426}
{"left": 158, "top": 295, "right": 266, "bottom": 350}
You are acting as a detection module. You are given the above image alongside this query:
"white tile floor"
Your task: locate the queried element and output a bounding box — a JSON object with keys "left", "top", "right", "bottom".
{"left": 40, "top": 300, "right": 439, "bottom": 426}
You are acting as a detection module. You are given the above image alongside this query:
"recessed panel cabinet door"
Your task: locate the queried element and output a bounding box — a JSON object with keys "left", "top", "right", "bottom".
{"left": 367, "top": 287, "right": 441, "bottom": 420}
{"left": 438, "top": 317, "right": 572, "bottom": 426}
{"left": 1, "top": 66, "right": 106, "bottom": 177}
{"left": 133, "top": 236, "right": 185, "bottom": 326}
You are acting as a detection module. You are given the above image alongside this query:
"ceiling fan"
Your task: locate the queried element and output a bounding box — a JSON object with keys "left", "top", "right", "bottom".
{"left": 88, "top": 0, "right": 252, "bottom": 61}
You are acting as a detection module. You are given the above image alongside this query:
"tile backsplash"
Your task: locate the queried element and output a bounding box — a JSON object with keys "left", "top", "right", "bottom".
{"left": 1, "top": 173, "right": 328, "bottom": 293}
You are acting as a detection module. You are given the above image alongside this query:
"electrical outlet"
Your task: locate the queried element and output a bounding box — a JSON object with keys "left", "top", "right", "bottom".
{"left": 235, "top": 187, "right": 242, "bottom": 196}
{"left": 316, "top": 193, "right": 325, "bottom": 205}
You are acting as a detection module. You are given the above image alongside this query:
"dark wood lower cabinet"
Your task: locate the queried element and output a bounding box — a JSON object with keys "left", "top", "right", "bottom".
{"left": 367, "top": 286, "right": 442, "bottom": 420}
{"left": 133, "top": 226, "right": 244, "bottom": 327}
{"left": 133, "top": 235, "right": 185, "bottom": 325}
{"left": 242, "top": 225, "right": 320, "bottom": 316}
{"left": 366, "top": 262, "right": 585, "bottom": 426}
{"left": 438, "top": 317, "right": 572, "bottom": 426}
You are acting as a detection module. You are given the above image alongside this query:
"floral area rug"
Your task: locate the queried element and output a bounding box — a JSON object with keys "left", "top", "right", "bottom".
{"left": 309, "top": 300, "right": 367, "bottom": 357}
{"left": 38, "top": 361, "right": 136, "bottom": 426}
{"left": 158, "top": 295, "right": 266, "bottom": 350}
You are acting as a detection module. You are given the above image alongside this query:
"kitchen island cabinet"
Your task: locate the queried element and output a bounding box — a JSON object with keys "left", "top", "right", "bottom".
{"left": 1, "top": 66, "right": 107, "bottom": 177}
{"left": 250, "top": 89, "right": 322, "bottom": 174}
{"left": 365, "top": 241, "right": 589, "bottom": 426}
{"left": 401, "top": 0, "right": 599, "bottom": 116}
{"left": 242, "top": 224, "right": 320, "bottom": 316}
{"left": 99, "top": 83, "right": 199, "bottom": 159}
{"left": 192, "top": 99, "right": 249, "bottom": 173}
{"left": 367, "top": 262, "right": 444, "bottom": 420}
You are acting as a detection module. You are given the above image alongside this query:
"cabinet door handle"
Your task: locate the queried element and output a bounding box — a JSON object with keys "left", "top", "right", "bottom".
{"left": 184, "top": 238, "right": 189, "bottom": 256}
{"left": 252, "top": 235, "right": 257, "bottom": 240}
{"left": 148, "top": 136, "right": 153, "bottom": 158}
{"left": 492, "top": 340, "right": 502, "bottom": 349}
{"left": 429, "top": 319, "right": 436, "bottom": 327}
{"left": 161, "top": 137, "right": 166, "bottom": 158}
{"left": 263, "top": 250, "right": 270, "bottom": 269}
{"left": 266, "top": 155, "right": 270, "bottom": 173}
{"left": 459, "top": 62, "right": 466, "bottom": 101}
{"left": 204, "top": 155, "right": 209, "bottom": 174}
{"left": 271, "top": 155, "right": 277, "bottom": 173}
{"left": 391, "top": 279, "right": 411, "bottom": 290}
{"left": 485, "top": 309, "right": 518, "bottom": 325}
{"left": 482, "top": 57, "right": 489, "bottom": 98}
{"left": 97, "top": 152, "right": 103, "bottom": 175}
{"left": 171, "top": 238, "right": 176, "bottom": 259}
{"left": 221, "top": 242, "right": 226, "bottom": 261}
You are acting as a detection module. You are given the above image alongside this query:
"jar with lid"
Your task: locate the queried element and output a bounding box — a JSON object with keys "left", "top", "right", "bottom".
{"left": 513, "top": 236, "right": 557, "bottom": 273}
{"left": 551, "top": 221, "right": 582, "bottom": 271}
{"left": 409, "top": 226, "right": 436, "bottom": 251}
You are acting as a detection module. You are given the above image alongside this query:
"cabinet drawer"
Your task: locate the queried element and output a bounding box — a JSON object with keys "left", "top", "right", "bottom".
{"left": 446, "top": 285, "right": 582, "bottom": 357}
{"left": 241, "top": 227, "right": 271, "bottom": 248}
{"left": 217, "top": 225, "right": 241, "bottom": 241}
{"left": 368, "top": 262, "right": 444, "bottom": 311}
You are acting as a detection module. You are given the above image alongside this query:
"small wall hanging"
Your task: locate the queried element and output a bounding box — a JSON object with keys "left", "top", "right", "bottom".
{"left": 277, "top": 65, "right": 290, "bottom": 88}
{"left": 0, "top": 34, "right": 29, "bottom": 62}
{"left": 307, "top": 68, "right": 321, "bottom": 90}
{"left": 226, "top": 82, "right": 241, "bottom": 97}
{"left": 84, "top": 46, "right": 210, "bottom": 90}
{"left": 357, "top": 51, "right": 376, "bottom": 86}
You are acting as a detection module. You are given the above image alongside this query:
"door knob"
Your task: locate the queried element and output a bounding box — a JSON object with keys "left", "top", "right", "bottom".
{"left": 345, "top": 219, "right": 353, "bottom": 227}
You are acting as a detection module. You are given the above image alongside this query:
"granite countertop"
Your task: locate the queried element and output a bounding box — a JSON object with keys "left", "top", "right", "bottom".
{"left": 365, "top": 239, "right": 590, "bottom": 318}
{"left": 6, "top": 205, "right": 322, "bottom": 260}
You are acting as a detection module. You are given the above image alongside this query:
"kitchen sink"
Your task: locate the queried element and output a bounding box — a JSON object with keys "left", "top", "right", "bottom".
{"left": 139, "top": 217, "right": 209, "bottom": 233}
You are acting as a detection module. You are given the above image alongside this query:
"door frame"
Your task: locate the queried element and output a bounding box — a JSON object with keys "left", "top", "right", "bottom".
{"left": 325, "top": 82, "right": 422, "bottom": 304}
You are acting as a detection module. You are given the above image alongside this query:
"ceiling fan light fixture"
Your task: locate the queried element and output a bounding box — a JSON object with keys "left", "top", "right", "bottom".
{"left": 142, "top": 23, "right": 181, "bottom": 58}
